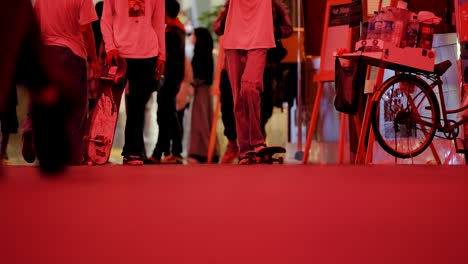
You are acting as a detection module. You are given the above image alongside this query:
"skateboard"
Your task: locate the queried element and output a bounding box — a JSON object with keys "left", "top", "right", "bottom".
{"left": 246, "top": 146, "right": 286, "bottom": 164}
{"left": 85, "top": 57, "right": 127, "bottom": 165}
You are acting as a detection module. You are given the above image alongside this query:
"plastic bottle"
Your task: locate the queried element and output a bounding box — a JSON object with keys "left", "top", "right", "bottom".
{"left": 374, "top": 10, "right": 384, "bottom": 40}
{"left": 405, "top": 15, "right": 419, "bottom": 47}
{"left": 366, "top": 11, "right": 379, "bottom": 39}
{"left": 391, "top": 13, "right": 404, "bottom": 47}
{"left": 381, "top": 8, "right": 395, "bottom": 43}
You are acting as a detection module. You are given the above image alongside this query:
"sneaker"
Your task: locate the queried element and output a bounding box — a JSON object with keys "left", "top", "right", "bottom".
{"left": 221, "top": 140, "right": 239, "bottom": 164}
{"left": 22, "top": 131, "right": 36, "bottom": 163}
{"left": 144, "top": 156, "right": 161, "bottom": 164}
{"left": 161, "top": 155, "right": 183, "bottom": 164}
{"left": 123, "top": 155, "right": 144, "bottom": 165}
{"left": 253, "top": 143, "right": 267, "bottom": 153}
{"left": 238, "top": 154, "right": 256, "bottom": 165}
{"left": 187, "top": 157, "right": 200, "bottom": 164}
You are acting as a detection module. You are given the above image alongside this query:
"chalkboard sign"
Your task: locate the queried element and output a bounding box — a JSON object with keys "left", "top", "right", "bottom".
{"left": 329, "top": 4, "right": 351, "bottom": 27}
{"left": 315, "top": 0, "right": 352, "bottom": 82}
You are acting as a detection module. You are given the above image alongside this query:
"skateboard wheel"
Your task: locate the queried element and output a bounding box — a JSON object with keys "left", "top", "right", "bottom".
{"left": 278, "top": 157, "right": 284, "bottom": 164}
{"left": 255, "top": 156, "right": 262, "bottom": 163}
{"left": 87, "top": 161, "right": 94, "bottom": 166}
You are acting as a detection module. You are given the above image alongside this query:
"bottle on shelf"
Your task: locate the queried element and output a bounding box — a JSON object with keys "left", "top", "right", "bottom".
{"left": 404, "top": 15, "right": 419, "bottom": 47}
{"left": 374, "top": 10, "right": 384, "bottom": 40}
{"left": 366, "top": 11, "right": 379, "bottom": 40}
{"left": 391, "top": 11, "right": 404, "bottom": 47}
{"left": 381, "top": 8, "right": 395, "bottom": 43}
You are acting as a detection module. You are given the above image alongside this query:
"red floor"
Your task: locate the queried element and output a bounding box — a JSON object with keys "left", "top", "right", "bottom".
{"left": 0, "top": 165, "right": 467, "bottom": 264}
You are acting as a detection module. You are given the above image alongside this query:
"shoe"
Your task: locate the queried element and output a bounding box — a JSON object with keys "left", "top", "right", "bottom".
{"left": 144, "top": 156, "right": 161, "bottom": 164}
{"left": 253, "top": 143, "right": 267, "bottom": 153}
{"left": 221, "top": 140, "right": 239, "bottom": 164}
{"left": 21, "top": 131, "right": 36, "bottom": 164}
{"left": 123, "top": 155, "right": 144, "bottom": 165}
{"left": 187, "top": 157, "right": 202, "bottom": 164}
{"left": 238, "top": 154, "right": 256, "bottom": 165}
{"left": 161, "top": 155, "right": 183, "bottom": 164}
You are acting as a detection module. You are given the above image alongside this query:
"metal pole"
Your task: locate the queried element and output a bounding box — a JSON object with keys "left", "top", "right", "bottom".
{"left": 191, "top": 0, "right": 199, "bottom": 27}
{"left": 295, "top": 0, "right": 303, "bottom": 160}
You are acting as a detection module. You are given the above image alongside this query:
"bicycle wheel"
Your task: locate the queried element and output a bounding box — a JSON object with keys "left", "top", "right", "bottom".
{"left": 371, "top": 74, "right": 440, "bottom": 159}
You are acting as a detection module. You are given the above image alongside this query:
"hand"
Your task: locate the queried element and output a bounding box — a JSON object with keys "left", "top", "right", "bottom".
{"left": 106, "top": 49, "right": 120, "bottom": 66}
{"left": 154, "top": 59, "right": 165, "bottom": 80}
{"left": 90, "top": 62, "right": 101, "bottom": 80}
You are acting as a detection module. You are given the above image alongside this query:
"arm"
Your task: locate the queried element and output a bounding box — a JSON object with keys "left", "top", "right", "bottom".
{"left": 152, "top": 0, "right": 166, "bottom": 61}
{"left": 100, "top": 0, "right": 116, "bottom": 52}
{"left": 100, "top": 0, "right": 119, "bottom": 65}
{"left": 152, "top": 0, "right": 166, "bottom": 79}
{"left": 273, "top": 0, "right": 293, "bottom": 39}
{"left": 213, "top": 0, "right": 230, "bottom": 36}
{"left": 81, "top": 23, "right": 100, "bottom": 78}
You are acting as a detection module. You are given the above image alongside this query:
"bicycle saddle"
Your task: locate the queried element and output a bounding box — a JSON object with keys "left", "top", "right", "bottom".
{"left": 433, "top": 60, "right": 452, "bottom": 76}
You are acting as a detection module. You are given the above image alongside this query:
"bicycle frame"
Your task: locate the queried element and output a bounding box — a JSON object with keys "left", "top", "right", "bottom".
{"left": 422, "top": 76, "right": 468, "bottom": 133}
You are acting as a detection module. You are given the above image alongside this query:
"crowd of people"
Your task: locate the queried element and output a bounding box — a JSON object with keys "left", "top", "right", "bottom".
{"left": 0, "top": 0, "right": 292, "bottom": 169}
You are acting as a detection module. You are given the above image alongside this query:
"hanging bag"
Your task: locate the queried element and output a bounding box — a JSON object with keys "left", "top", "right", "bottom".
{"left": 334, "top": 57, "right": 366, "bottom": 114}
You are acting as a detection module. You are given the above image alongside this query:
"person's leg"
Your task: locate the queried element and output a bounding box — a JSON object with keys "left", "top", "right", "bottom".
{"left": 150, "top": 88, "right": 171, "bottom": 162}
{"left": 177, "top": 107, "right": 185, "bottom": 138}
{"left": 123, "top": 57, "right": 157, "bottom": 163}
{"left": 0, "top": 133, "right": 9, "bottom": 163}
{"left": 167, "top": 84, "right": 182, "bottom": 160}
{"left": 219, "top": 69, "right": 239, "bottom": 163}
{"left": 225, "top": 49, "right": 250, "bottom": 158}
{"left": 42, "top": 46, "right": 88, "bottom": 165}
{"left": 220, "top": 69, "right": 237, "bottom": 142}
{"left": 241, "top": 49, "right": 267, "bottom": 150}
{"left": 261, "top": 65, "right": 275, "bottom": 138}
{"left": 68, "top": 57, "right": 88, "bottom": 165}
{"left": 1, "top": 86, "right": 18, "bottom": 162}
{"left": 21, "top": 102, "right": 35, "bottom": 163}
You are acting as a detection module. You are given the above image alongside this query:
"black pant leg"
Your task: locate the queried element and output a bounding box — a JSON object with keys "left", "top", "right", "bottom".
{"left": 219, "top": 69, "right": 237, "bottom": 141}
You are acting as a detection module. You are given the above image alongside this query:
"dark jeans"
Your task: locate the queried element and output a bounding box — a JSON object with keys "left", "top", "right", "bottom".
{"left": 24, "top": 46, "right": 88, "bottom": 164}
{"left": 177, "top": 106, "right": 187, "bottom": 138}
{"left": 152, "top": 80, "right": 182, "bottom": 159}
{"left": 122, "top": 57, "right": 157, "bottom": 157}
{"left": 219, "top": 67, "right": 274, "bottom": 142}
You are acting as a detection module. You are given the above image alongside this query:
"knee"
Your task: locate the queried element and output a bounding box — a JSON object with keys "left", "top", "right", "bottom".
{"left": 240, "top": 80, "right": 262, "bottom": 97}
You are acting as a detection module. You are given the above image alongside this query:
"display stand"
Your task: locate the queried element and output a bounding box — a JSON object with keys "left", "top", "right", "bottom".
{"left": 455, "top": 0, "right": 468, "bottom": 163}
{"left": 302, "top": 0, "right": 354, "bottom": 164}
{"left": 340, "top": 50, "right": 442, "bottom": 164}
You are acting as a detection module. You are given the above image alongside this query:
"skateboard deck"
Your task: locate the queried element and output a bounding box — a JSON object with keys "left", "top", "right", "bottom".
{"left": 246, "top": 146, "right": 286, "bottom": 164}
{"left": 85, "top": 58, "right": 127, "bottom": 165}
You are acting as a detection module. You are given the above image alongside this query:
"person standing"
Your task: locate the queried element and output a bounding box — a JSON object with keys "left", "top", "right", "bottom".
{"left": 221, "top": 0, "right": 276, "bottom": 164}
{"left": 101, "top": 0, "right": 166, "bottom": 165}
{"left": 29, "top": 0, "right": 100, "bottom": 165}
{"left": 147, "top": 0, "right": 185, "bottom": 164}
{"left": 187, "top": 27, "right": 219, "bottom": 163}
{"left": 1, "top": 0, "right": 88, "bottom": 172}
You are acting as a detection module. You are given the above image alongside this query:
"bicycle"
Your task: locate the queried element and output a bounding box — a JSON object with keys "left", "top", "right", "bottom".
{"left": 371, "top": 60, "right": 468, "bottom": 159}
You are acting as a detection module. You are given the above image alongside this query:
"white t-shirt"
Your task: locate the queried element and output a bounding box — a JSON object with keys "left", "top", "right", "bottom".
{"left": 223, "top": 0, "right": 276, "bottom": 50}
{"left": 101, "top": 0, "right": 166, "bottom": 60}
{"left": 34, "top": 0, "right": 98, "bottom": 59}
